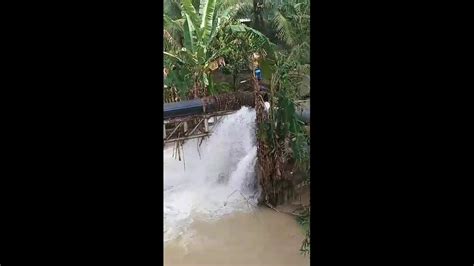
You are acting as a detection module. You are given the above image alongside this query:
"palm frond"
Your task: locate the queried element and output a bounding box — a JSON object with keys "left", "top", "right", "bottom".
{"left": 272, "top": 11, "right": 295, "bottom": 47}
{"left": 233, "top": 2, "right": 253, "bottom": 20}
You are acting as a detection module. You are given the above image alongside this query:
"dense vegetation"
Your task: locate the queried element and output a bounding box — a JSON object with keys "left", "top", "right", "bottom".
{"left": 164, "top": 0, "right": 310, "bottom": 255}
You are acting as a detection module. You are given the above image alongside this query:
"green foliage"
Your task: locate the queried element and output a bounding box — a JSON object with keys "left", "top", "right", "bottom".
{"left": 272, "top": 0, "right": 310, "bottom": 47}
{"left": 164, "top": 0, "right": 183, "bottom": 19}
{"left": 221, "top": 66, "right": 232, "bottom": 75}
{"left": 209, "top": 23, "right": 274, "bottom": 88}
{"left": 243, "top": 0, "right": 311, "bottom": 64}
{"left": 207, "top": 76, "right": 232, "bottom": 95}
{"left": 164, "top": 66, "right": 193, "bottom": 100}
{"left": 164, "top": 0, "right": 273, "bottom": 97}
{"left": 265, "top": 52, "right": 309, "bottom": 170}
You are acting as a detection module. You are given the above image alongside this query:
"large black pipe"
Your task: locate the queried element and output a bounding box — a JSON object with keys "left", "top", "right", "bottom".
{"left": 163, "top": 99, "right": 204, "bottom": 120}
{"left": 163, "top": 92, "right": 310, "bottom": 123}
{"left": 163, "top": 92, "right": 255, "bottom": 120}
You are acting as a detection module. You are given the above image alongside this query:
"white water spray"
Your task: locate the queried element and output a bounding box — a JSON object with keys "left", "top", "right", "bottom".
{"left": 164, "top": 107, "right": 260, "bottom": 242}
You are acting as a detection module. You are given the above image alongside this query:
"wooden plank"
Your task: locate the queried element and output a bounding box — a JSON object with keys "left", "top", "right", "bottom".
{"left": 164, "top": 133, "right": 211, "bottom": 144}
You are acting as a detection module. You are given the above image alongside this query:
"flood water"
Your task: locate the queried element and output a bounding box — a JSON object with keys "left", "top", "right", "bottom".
{"left": 164, "top": 208, "right": 309, "bottom": 266}
{"left": 164, "top": 107, "right": 309, "bottom": 266}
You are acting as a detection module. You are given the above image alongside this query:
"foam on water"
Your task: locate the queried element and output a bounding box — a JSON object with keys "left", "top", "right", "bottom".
{"left": 164, "top": 107, "right": 260, "bottom": 242}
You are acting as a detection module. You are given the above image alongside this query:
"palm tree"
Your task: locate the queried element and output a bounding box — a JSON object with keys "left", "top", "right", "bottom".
{"left": 235, "top": 0, "right": 310, "bottom": 60}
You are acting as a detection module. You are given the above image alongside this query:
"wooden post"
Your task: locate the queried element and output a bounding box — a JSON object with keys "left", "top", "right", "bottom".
{"left": 163, "top": 124, "right": 166, "bottom": 139}
{"left": 204, "top": 117, "right": 209, "bottom": 133}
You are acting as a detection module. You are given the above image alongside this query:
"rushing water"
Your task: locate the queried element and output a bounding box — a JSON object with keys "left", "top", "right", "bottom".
{"left": 164, "top": 107, "right": 309, "bottom": 265}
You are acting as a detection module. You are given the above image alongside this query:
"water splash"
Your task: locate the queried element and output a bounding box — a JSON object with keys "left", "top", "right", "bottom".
{"left": 164, "top": 107, "right": 260, "bottom": 242}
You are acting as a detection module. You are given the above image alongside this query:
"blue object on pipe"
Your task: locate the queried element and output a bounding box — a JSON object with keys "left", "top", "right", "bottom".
{"left": 255, "top": 67, "right": 262, "bottom": 81}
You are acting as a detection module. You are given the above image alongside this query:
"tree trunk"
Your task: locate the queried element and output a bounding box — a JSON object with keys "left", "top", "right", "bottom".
{"left": 233, "top": 70, "right": 237, "bottom": 91}
{"left": 253, "top": 0, "right": 265, "bottom": 31}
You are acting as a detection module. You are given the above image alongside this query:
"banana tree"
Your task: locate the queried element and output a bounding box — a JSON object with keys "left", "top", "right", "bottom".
{"left": 164, "top": 0, "right": 273, "bottom": 99}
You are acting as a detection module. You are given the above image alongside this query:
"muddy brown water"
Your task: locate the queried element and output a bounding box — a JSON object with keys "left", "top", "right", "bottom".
{"left": 164, "top": 207, "right": 309, "bottom": 266}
